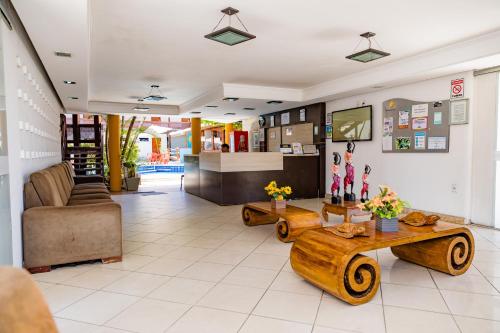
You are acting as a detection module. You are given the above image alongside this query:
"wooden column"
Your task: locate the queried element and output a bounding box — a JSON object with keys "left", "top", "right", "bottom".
{"left": 107, "top": 115, "right": 121, "bottom": 192}
{"left": 191, "top": 117, "right": 201, "bottom": 154}
{"left": 224, "top": 123, "right": 233, "bottom": 144}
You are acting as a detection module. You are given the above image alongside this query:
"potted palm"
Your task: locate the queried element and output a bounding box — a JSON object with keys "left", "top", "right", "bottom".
{"left": 358, "top": 185, "right": 408, "bottom": 232}
{"left": 123, "top": 161, "right": 140, "bottom": 191}
{"left": 265, "top": 181, "right": 292, "bottom": 209}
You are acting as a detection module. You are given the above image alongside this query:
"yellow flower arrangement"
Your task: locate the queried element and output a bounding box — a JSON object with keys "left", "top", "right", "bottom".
{"left": 264, "top": 181, "right": 292, "bottom": 201}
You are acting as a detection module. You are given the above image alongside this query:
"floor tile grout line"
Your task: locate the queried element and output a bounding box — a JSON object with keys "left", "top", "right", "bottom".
{"left": 160, "top": 225, "right": 272, "bottom": 333}
{"left": 471, "top": 261, "right": 500, "bottom": 294}
{"left": 236, "top": 250, "right": 291, "bottom": 332}
{"left": 428, "top": 268, "right": 463, "bottom": 333}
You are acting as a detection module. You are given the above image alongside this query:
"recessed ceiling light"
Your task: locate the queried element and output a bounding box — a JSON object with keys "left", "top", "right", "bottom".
{"left": 346, "top": 32, "right": 390, "bottom": 63}
{"left": 67, "top": 97, "right": 79, "bottom": 100}
{"left": 223, "top": 97, "right": 239, "bottom": 102}
{"left": 63, "top": 80, "right": 76, "bottom": 84}
{"left": 243, "top": 107, "right": 255, "bottom": 110}
{"left": 205, "top": 7, "right": 256, "bottom": 46}
{"left": 224, "top": 112, "right": 236, "bottom": 115}
{"left": 267, "top": 100, "right": 283, "bottom": 104}
{"left": 372, "top": 85, "right": 384, "bottom": 89}
{"left": 205, "top": 105, "right": 219, "bottom": 108}
{"left": 191, "top": 111, "right": 202, "bottom": 114}
{"left": 55, "top": 51, "right": 72, "bottom": 57}
{"left": 133, "top": 106, "right": 150, "bottom": 111}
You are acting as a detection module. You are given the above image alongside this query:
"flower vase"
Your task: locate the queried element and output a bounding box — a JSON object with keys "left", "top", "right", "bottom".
{"left": 375, "top": 216, "right": 399, "bottom": 232}
{"left": 271, "top": 199, "right": 287, "bottom": 209}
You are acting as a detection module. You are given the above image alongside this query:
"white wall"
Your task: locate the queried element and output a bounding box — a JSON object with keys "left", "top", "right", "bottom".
{"left": 326, "top": 72, "right": 474, "bottom": 218}
{"left": 2, "top": 23, "right": 63, "bottom": 266}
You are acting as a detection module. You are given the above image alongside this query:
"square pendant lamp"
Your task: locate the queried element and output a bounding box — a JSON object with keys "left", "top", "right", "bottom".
{"left": 205, "top": 7, "right": 256, "bottom": 46}
{"left": 346, "top": 32, "right": 390, "bottom": 63}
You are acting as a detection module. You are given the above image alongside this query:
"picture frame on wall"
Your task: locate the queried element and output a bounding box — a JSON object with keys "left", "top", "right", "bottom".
{"left": 281, "top": 112, "right": 290, "bottom": 125}
{"left": 270, "top": 115, "right": 275, "bottom": 127}
{"left": 252, "top": 131, "right": 259, "bottom": 149}
{"left": 299, "top": 108, "right": 306, "bottom": 122}
{"left": 450, "top": 99, "right": 469, "bottom": 125}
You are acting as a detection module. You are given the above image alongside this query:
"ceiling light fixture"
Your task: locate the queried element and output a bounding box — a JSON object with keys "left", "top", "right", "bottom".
{"left": 224, "top": 112, "right": 236, "bottom": 115}
{"left": 346, "top": 32, "right": 390, "bottom": 63}
{"left": 55, "top": 51, "right": 72, "bottom": 57}
{"left": 143, "top": 84, "right": 167, "bottom": 101}
{"left": 67, "top": 96, "right": 79, "bottom": 100}
{"left": 266, "top": 100, "right": 283, "bottom": 104}
{"left": 223, "top": 97, "right": 239, "bottom": 102}
{"left": 243, "top": 107, "right": 255, "bottom": 110}
{"left": 191, "top": 111, "right": 202, "bottom": 114}
{"left": 133, "top": 99, "right": 150, "bottom": 112}
{"left": 205, "top": 7, "right": 255, "bottom": 46}
{"left": 205, "top": 105, "right": 219, "bottom": 108}
{"left": 63, "top": 80, "right": 76, "bottom": 84}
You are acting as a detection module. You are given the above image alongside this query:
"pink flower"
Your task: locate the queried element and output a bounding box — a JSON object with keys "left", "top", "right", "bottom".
{"left": 372, "top": 197, "right": 383, "bottom": 207}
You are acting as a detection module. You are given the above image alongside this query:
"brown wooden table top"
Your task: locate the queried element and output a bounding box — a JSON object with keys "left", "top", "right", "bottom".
{"left": 304, "top": 220, "right": 472, "bottom": 254}
{"left": 245, "top": 202, "right": 319, "bottom": 218}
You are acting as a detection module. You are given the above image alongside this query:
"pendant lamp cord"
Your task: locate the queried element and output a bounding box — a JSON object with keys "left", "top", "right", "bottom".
{"left": 235, "top": 14, "right": 249, "bottom": 32}
{"left": 212, "top": 13, "right": 226, "bottom": 32}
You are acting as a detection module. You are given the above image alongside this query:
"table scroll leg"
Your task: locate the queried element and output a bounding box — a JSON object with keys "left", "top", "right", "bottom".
{"left": 291, "top": 232, "right": 380, "bottom": 305}
{"left": 242, "top": 206, "right": 279, "bottom": 226}
{"left": 276, "top": 215, "right": 322, "bottom": 243}
{"left": 391, "top": 232, "right": 475, "bottom": 276}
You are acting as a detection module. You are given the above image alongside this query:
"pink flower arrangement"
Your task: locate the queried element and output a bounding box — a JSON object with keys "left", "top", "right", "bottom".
{"left": 358, "top": 185, "right": 408, "bottom": 219}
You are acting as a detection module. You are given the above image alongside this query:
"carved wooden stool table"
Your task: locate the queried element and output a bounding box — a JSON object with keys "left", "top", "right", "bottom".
{"left": 322, "top": 200, "right": 372, "bottom": 223}
{"left": 242, "top": 202, "right": 322, "bottom": 242}
{"left": 290, "top": 221, "right": 474, "bottom": 305}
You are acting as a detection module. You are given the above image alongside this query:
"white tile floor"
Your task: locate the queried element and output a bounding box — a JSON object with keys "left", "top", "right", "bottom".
{"left": 34, "top": 175, "right": 500, "bottom": 333}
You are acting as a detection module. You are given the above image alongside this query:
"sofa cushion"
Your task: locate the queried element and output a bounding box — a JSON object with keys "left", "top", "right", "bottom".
{"left": 67, "top": 198, "right": 114, "bottom": 206}
{"left": 71, "top": 187, "right": 110, "bottom": 195}
{"left": 47, "top": 166, "right": 70, "bottom": 205}
{"left": 30, "top": 171, "right": 65, "bottom": 207}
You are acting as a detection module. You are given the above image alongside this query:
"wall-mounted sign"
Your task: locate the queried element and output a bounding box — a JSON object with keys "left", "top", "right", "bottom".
{"left": 281, "top": 112, "right": 290, "bottom": 125}
{"left": 326, "top": 112, "right": 332, "bottom": 125}
{"left": 299, "top": 109, "right": 306, "bottom": 122}
{"left": 450, "top": 78, "right": 464, "bottom": 99}
{"left": 450, "top": 99, "right": 469, "bottom": 125}
{"left": 270, "top": 115, "right": 275, "bottom": 127}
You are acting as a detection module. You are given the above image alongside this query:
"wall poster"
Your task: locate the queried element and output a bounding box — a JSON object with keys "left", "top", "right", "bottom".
{"left": 281, "top": 112, "right": 290, "bottom": 125}
{"left": 415, "top": 131, "right": 426, "bottom": 150}
{"left": 398, "top": 110, "right": 409, "bottom": 128}
{"left": 412, "top": 117, "right": 428, "bottom": 130}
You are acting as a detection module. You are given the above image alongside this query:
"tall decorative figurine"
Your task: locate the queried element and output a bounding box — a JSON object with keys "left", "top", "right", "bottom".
{"left": 360, "top": 164, "right": 371, "bottom": 203}
{"left": 343, "top": 141, "right": 356, "bottom": 202}
{"left": 330, "top": 152, "right": 342, "bottom": 204}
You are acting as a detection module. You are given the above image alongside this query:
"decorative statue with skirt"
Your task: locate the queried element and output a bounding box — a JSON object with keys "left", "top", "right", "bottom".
{"left": 330, "top": 152, "right": 342, "bottom": 204}
{"left": 360, "top": 164, "right": 371, "bottom": 203}
{"left": 343, "top": 141, "right": 356, "bottom": 202}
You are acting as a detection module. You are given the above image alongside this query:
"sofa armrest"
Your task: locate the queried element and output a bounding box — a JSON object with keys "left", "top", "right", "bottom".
{"left": 23, "top": 202, "right": 122, "bottom": 269}
{"left": 74, "top": 175, "right": 104, "bottom": 184}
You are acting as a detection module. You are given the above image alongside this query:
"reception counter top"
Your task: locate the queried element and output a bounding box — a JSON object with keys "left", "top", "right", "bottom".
{"left": 184, "top": 152, "right": 324, "bottom": 205}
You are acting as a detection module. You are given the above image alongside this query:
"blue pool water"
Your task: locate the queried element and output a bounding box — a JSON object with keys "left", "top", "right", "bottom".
{"left": 138, "top": 165, "right": 184, "bottom": 174}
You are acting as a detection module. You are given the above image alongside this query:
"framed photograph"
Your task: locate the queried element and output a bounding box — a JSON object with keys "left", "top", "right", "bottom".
{"left": 450, "top": 99, "right": 469, "bottom": 125}
{"left": 252, "top": 131, "right": 259, "bottom": 149}
{"left": 281, "top": 112, "right": 290, "bottom": 125}
{"left": 299, "top": 108, "right": 306, "bottom": 122}
{"left": 270, "top": 115, "right": 275, "bottom": 127}
{"left": 395, "top": 137, "right": 411, "bottom": 150}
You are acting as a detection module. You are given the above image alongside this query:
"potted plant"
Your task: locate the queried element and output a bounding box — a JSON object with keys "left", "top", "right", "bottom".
{"left": 123, "top": 161, "right": 140, "bottom": 191}
{"left": 358, "top": 185, "right": 408, "bottom": 232}
{"left": 265, "top": 181, "right": 292, "bottom": 209}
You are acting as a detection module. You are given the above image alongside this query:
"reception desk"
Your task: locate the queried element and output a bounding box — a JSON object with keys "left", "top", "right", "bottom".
{"left": 184, "top": 152, "right": 322, "bottom": 205}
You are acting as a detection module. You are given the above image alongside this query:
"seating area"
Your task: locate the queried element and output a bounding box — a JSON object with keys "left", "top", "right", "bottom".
{"left": 23, "top": 162, "right": 122, "bottom": 273}
{"left": 1, "top": 1, "right": 500, "bottom": 333}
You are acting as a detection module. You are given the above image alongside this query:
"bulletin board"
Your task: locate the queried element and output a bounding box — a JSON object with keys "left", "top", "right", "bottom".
{"left": 382, "top": 98, "right": 450, "bottom": 153}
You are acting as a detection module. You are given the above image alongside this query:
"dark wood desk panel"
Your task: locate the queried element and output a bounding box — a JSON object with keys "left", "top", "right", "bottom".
{"left": 184, "top": 155, "right": 200, "bottom": 196}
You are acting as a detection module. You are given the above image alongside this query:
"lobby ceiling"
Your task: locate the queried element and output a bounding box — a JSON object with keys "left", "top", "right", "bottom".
{"left": 12, "top": 0, "right": 500, "bottom": 120}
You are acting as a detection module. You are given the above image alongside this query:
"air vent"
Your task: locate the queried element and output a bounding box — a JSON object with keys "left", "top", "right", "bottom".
{"left": 55, "top": 51, "right": 72, "bottom": 57}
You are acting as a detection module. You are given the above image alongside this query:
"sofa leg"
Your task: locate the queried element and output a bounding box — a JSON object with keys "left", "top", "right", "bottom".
{"left": 27, "top": 266, "right": 51, "bottom": 274}
{"left": 102, "top": 256, "right": 122, "bottom": 264}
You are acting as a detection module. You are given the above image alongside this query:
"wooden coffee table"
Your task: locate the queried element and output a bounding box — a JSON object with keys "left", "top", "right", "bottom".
{"left": 242, "top": 202, "right": 322, "bottom": 242}
{"left": 322, "top": 200, "right": 372, "bottom": 223}
{"left": 290, "top": 221, "right": 474, "bottom": 305}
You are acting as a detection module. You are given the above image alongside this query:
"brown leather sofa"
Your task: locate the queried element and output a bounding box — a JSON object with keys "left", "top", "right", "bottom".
{"left": 0, "top": 267, "right": 58, "bottom": 333}
{"left": 23, "top": 162, "right": 122, "bottom": 273}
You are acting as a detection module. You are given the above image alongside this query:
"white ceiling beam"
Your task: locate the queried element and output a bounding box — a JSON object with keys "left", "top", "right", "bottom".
{"left": 88, "top": 101, "right": 179, "bottom": 116}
